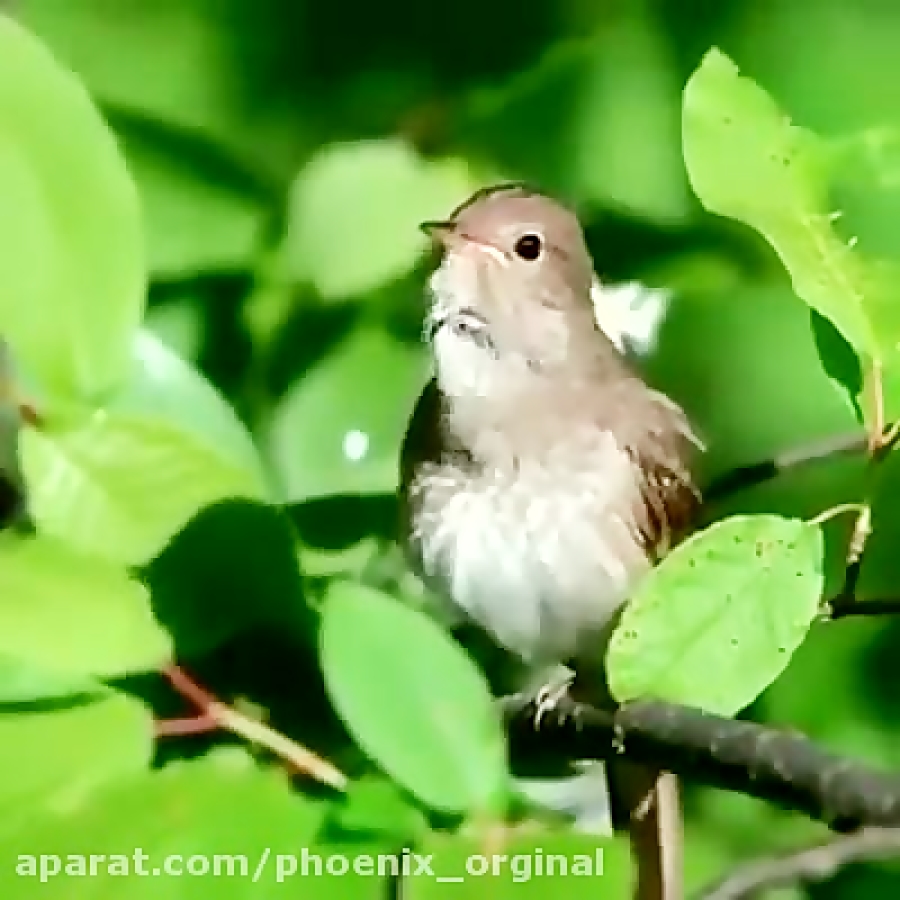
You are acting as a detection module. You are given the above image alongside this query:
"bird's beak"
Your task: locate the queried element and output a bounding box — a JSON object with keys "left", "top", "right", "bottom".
{"left": 420, "top": 219, "right": 457, "bottom": 248}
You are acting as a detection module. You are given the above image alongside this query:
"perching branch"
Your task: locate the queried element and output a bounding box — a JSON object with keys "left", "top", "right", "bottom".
{"left": 694, "top": 826, "right": 900, "bottom": 900}
{"left": 503, "top": 692, "right": 900, "bottom": 831}
{"left": 703, "top": 429, "right": 869, "bottom": 502}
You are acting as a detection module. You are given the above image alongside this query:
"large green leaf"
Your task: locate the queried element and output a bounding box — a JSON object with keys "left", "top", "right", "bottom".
{"left": 0, "top": 692, "right": 153, "bottom": 829}
{"left": 683, "top": 49, "right": 886, "bottom": 362}
{"left": 0, "top": 749, "right": 325, "bottom": 898}
{"left": 0, "top": 656, "right": 99, "bottom": 706}
{"left": 279, "top": 139, "right": 473, "bottom": 301}
{"left": 607, "top": 515, "right": 825, "bottom": 716}
{"left": 22, "top": 331, "right": 269, "bottom": 565}
{"left": 0, "top": 16, "right": 144, "bottom": 400}
{"left": 0, "top": 534, "right": 170, "bottom": 678}
{"left": 320, "top": 581, "right": 507, "bottom": 814}
{"left": 265, "top": 326, "right": 428, "bottom": 503}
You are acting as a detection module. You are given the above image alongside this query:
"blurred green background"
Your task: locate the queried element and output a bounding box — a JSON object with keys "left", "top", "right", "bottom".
{"left": 9, "top": 0, "right": 900, "bottom": 895}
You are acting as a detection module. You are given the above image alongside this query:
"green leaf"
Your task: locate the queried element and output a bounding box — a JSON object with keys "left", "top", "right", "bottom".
{"left": 0, "top": 692, "right": 153, "bottom": 827}
{"left": 22, "top": 331, "right": 269, "bottom": 565}
{"left": 320, "top": 581, "right": 507, "bottom": 814}
{"left": 465, "top": 21, "right": 690, "bottom": 224}
{"left": 265, "top": 326, "right": 428, "bottom": 503}
{"left": 0, "top": 15, "right": 144, "bottom": 400}
{"left": 0, "top": 656, "right": 100, "bottom": 706}
{"left": 280, "top": 139, "right": 473, "bottom": 301}
{"left": 20, "top": 0, "right": 310, "bottom": 182}
{"left": 120, "top": 124, "right": 267, "bottom": 278}
{"left": 607, "top": 514, "right": 825, "bottom": 716}
{"left": 0, "top": 534, "right": 171, "bottom": 678}
{"left": 329, "top": 775, "right": 428, "bottom": 845}
{"left": 0, "top": 749, "right": 324, "bottom": 896}
{"left": 682, "top": 49, "right": 879, "bottom": 360}
{"left": 144, "top": 296, "right": 205, "bottom": 364}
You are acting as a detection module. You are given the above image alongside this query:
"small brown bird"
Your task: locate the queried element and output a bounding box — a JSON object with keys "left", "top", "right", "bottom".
{"left": 399, "top": 184, "right": 700, "bottom": 900}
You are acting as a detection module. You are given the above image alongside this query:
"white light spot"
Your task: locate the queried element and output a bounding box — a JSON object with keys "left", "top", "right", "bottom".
{"left": 342, "top": 429, "right": 369, "bottom": 462}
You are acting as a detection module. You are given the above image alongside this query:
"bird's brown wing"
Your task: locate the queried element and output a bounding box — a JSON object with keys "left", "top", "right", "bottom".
{"left": 615, "top": 389, "right": 699, "bottom": 900}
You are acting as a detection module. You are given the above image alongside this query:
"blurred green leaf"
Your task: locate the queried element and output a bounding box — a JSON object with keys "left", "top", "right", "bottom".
{"left": 19, "top": 0, "right": 311, "bottom": 182}
{"left": 683, "top": 49, "right": 882, "bottom": 361}
{"left": 0, "top": 656, "right": 100, "bottom": 706}
{"left": 265, "top": 325, "right": 427, "bottom": 503}
{"left": 608, "top": 514, "right": 825, "bottom": 716}
{"left": 731, "top": 0, "right": 900, "bottom": 136}
{"left": 0, "top": 534, "right": 170, "bottom": 678}
{"left": 465, "top": 16, "right": 690, "bottom": 223}
{"left": 0, "top": 748, "right": 324, "bottom": 896}
{"left": 20, "top": 0, "right": 239, "bottom": 133}
{"left": 320, "top": 581, "right": 507, "bottom": 815}
{"left": 144, "top": 297, "right": 205, "bottom": 364}
{"left": 0, "top": 692, "right": 152, "bottom": 827}
{"left": 280, "top": 139, "right": 473, "bottom": 301}
{"left": 22, "top": 331, "right": 269, "bottom": 565}
{"left": 330, "top": 775, "right": 428, "bottom": 845}
{"left": 0, "top": 15, "right": 144, "bottom": 400}
{"left": 647, "top": 282, "right": 860, "bottom": 482}
{"left": 120, "top": 126, "right": 268, "bottom": 278}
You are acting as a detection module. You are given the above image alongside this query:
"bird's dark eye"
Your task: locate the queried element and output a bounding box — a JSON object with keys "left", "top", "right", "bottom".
{"left": 514, "top": 233, "right": 543, "bottom": 261}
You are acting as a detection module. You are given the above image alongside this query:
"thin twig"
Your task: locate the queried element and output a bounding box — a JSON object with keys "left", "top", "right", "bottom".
{"left": 161, "top": 665, "right": 347, "bottom": 791}
{"left": 703, "top": 429, "right": 868, "bottom": 502}
{"left": 154, "top": 715, "right": 218, "bottom": 737}
{"left": 695, "top": 826, "right": 900, "bottom": 900}
{"left": 809, "top": 502, "right": 867, "bottom": 527}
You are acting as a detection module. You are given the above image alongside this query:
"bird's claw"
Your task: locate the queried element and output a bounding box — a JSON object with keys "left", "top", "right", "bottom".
{"left": 532, "top": 675, "right": 574, "bottom": 730}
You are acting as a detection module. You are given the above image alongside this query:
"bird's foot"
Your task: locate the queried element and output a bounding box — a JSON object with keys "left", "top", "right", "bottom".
{"left": 532, "top": 672, "right": 575, "bottom": 730}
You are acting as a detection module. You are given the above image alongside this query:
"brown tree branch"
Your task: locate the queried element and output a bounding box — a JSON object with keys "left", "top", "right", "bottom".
{"left": 503, "top": 693, "right": 900, "bottom": 832}
{"left": 694, "top": 826, "right": 900, "bottom": 900}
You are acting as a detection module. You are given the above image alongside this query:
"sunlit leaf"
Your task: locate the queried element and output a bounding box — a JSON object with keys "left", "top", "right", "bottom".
{"left": 608, "top": 514, "right": 825, "bottom": 716}
{"left": 0, "top": 16, "right": 144, "bottom": 399}
{"left": 22, "top": 331, "right": 269, "bottom": 565}
{"left": 0, "top": 692, "right": 153, "bottom": 826}
{"left": 144, "top": 296, "right": 205, "bottom": 364}
{"left": 683, "top": 49, "right": 884, "bottom": 360}
{"left": 265, "top": 325, "right": 428, "bottom": 503}
{"left": 0, "top": 534, "right": 171, "bottom": 678}
{"left": 280, "top": 139, "right": 473, "bottom": 301}
{"left": 320, "top": 581, "right": 507, "bottom": 814}
{"left": 0, "top": 656, "right": 100, "bottom": 706}
{"left": 0, "top": 749, "right": 324, "bottom": 895}
{"left": 330, "top": 775, "right": 428, "bottom": 845}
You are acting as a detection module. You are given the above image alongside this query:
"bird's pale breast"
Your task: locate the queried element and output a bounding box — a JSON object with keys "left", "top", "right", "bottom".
{"left": 405, "top": 425, "right": 652, "bottom": 668}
